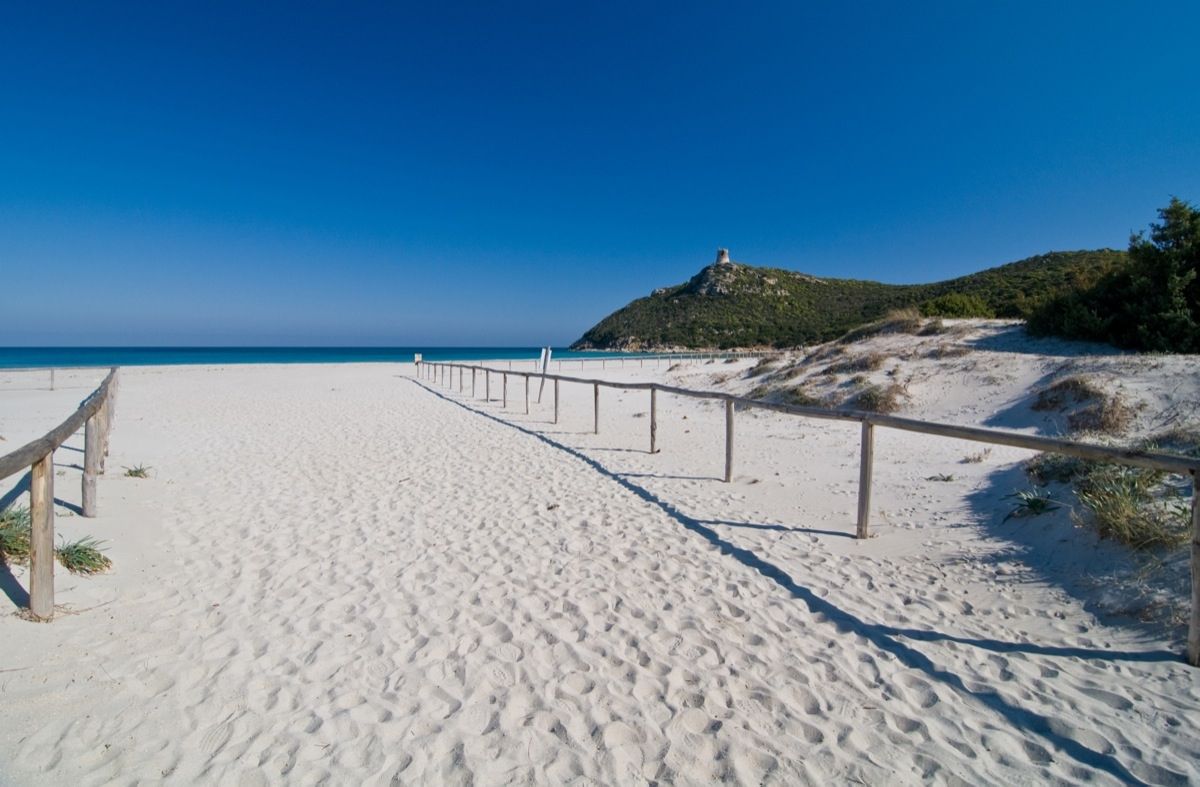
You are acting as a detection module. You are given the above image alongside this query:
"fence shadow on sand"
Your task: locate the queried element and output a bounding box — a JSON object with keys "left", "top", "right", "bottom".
{"left": 411, "top": 377, "right": 1184, "bottom": 786}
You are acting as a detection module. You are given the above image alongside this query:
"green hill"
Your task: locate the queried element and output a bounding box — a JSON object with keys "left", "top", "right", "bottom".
{"left": 571, "top": 249, "right": 1127, "bottom": 349}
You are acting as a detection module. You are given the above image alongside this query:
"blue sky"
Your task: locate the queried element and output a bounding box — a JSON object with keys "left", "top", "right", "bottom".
{"left": 2, "top": 2, "right": 1197, "bottom": 346}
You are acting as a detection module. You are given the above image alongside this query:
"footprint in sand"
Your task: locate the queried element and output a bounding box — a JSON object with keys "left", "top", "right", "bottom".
{"left": 458, "top": 704, "right": 497, "bottom": 736}
{"left": 199, "top": 721, "right": 234, "bottom": 757}
{"left": 560, "top": 672, "right": 595, "bottom": 696}
{"left": 1079, "top": 687, "right": 1134, "bottom": 711}
{"left": 485, "top": 662, "right": 517, "bottom": 688}
{"left": 493, "top": 642, "right": 523, "bottom": 663}
{"left": 601, "top": 721, "right": 643, "bottom": 749}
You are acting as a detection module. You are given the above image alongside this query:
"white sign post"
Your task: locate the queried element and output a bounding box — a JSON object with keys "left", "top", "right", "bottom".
{"left": 536, "top": 347, "right": 552, "bottom": 402}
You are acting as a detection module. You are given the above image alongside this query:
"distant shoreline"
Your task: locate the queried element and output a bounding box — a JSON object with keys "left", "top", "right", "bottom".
{"left": 0, "top": 346, "right": 750, "bottom": 370}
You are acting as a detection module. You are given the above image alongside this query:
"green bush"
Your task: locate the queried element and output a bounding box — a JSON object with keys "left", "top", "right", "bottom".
{"left": 1027, "top": 197, "right": 1200, "bottom": 353}
{"left": 919, "top": 292, "right": 994, "bottom": 318}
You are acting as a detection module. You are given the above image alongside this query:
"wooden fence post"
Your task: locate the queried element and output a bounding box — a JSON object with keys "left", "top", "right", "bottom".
{"left": 650, "top": 387, "right": 658, "bottom": 453}
{"left": 82, "top": 411, "right": 100, "bottom": 517}
{"left": 857, "top": 421, "right": 875, "bottom": 539}
{"left": 486, "top": 371, "right": 490, "bottom": 402}
{"left": 525, "top": 375, "right": 529, "bottom": 414}
{"left": 98, "top": 400, "right": 110, "bottom": 473}
{"left": 725, "top": 399, "right": 734, "bottom": 482}
{"left": 472, "top": 368, "right": 476, "bottom": 397}
{"left": 29, "top": 452, "right": 54, "bottom": 620}
{"left": 554, "top": 379, "right": 559, "bottom": 424}
{"left": 503, "top": 373, "right": 508, "bottom": 408}
{"left": 1188, "top": 470, "right": 1199, "bottom": 666}
{"left": 593, "top": 383, "right": 599, "bottom": 434}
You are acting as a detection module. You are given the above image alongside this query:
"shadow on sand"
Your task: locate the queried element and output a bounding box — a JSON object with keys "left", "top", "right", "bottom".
{"left": 411, "top": 377, "right": 1182, "bottom": 785}
{"left": 965, "top": 461, "right": 1189, "bottom": 646}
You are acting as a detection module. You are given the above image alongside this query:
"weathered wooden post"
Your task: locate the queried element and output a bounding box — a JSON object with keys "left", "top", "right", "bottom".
{"left": 724, "top": 399, "right": 734, "bottom": 482}
{"left": 472, "top": 368, "right": 477, "bottom": 397}
{"left": 593, "top": 383, "right": 599, "bottom": 434}
{"left": 503, "top": 373, "right": 508, "bottom": 408}
{"left": 82, "top": 410, "right": 101, "bottom": 517}
{"left": 524, "top": 375, "right": 529, "bottom": 414}
{"left": 857, "top": 421, "right": 875, "bottom": 539}
{"left": 650, "top": 387, "right": 658, "bottom": 453}
{"left": 1188, "top": 470, "right": 1199, "bottom": 666}
{"left": 459, "top": 366, "right": 463, "bottom": 392}
{"left": 554, "top": 379, "right": 559, "bottom": 424}
{"left": 98, "top": 400, "right": 110, "bottom": 473}
{"left": 486, "top": 371, "right": 490, "bottom": 402}
{"left": 29, "top": 452, "right": 54, "bottom": 620}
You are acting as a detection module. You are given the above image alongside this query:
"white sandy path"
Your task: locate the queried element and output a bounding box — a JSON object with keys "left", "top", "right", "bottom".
{"left": 0, "top": 362, "right": 1197, "bottom": 785}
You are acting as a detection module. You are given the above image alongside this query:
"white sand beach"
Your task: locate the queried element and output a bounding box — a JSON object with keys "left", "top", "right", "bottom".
{"left": 2, "top": 328, "right": 1199, "bottom": 785}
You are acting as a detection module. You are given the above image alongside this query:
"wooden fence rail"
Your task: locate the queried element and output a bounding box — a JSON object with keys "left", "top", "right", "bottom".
{"left": 418, "top": 359, "right": 1200, "bottom": 666}
{"left": 426, "top": 350, "right": 782, "bottom": 375}
{"left": 0, "top": 368, "right": 119, "bottom": 620}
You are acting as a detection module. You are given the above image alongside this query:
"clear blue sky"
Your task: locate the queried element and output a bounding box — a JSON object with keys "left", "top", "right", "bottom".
{"left": 2, "top": 2, "right": 1197, "bottom": 346}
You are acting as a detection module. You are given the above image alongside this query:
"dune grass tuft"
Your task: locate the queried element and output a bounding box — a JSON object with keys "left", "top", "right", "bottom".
{"left": 123, "top": 464, "right": 152, "bottom": 478}
{"left": 1003, "top": 489, "right": 1059, "bottom": 521}
{"left": 1067, "top": 395, "right": 1134, "bottom": 435}
{"left": 784, "top": 386, "right": 825, "bottom": 407}
{"left": 1032, "top": 376, "right": 1104, "bottom": 411}
{"left": 1032, "top": 376, "right": 1134, "bottom": 436}
{"left": 1074, "top": 465, "right": 1190, "bottom": 549}
{"left": 1024, "top": 451, "right": 1192, "bottom": 550}
{"left": 960, "top": 446, "right": 988, "bottom": 463}
{"left": 0, "top": 506, "right": 113, "bottom": 573}
{"left": 850, "top": 382, "right": 905, "bottom": 413}
{"left": 0, "top": 505, "right": 32, "bottom": 564}
{"left": 837, "top": 307, "right": 925, "bottom": 344}
{"left": 745, "top": 357, "right": 778, "bottom": 378}
{"left": 56, "top": 536, "right": 112, "bottom": 575}
{"left": 823, "top": 352, "right": 887, "bottom": 376}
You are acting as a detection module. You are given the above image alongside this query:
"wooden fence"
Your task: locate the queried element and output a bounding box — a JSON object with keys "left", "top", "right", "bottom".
{"left": 417, "top": 360, "right": 1200, "bottom": 666}
{"left": 458, "top": 350, "right": 780, "bottom": 374}
{"left": 0, "top": 368, "right": 119, "bottom": 620}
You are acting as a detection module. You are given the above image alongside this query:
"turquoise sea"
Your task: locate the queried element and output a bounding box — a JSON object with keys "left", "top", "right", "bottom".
{"left": 0, "top": 347, "right": 660, "bottom": 370}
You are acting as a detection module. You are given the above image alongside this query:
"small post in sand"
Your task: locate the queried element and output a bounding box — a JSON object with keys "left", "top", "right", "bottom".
{"left": 29, "top": 452, "right": 54, "bottom": 620}
{"left": 857, "top": 421, "right": 875, "bottom": 539}
{"left": 98, "top": 400, "right": 110, "bottom": 473}
{"left": 650, "top": 386, "right": 657, "bottom": 453}
{"left": 459, "top": 367, "right": 463, "bottom": 392}
{"left": 1188, "top": 470, "right": 1199, "bottom": 666}
{"left": 725, "top": 398, "right": 734, "bottom": 482}
{"left": 486, "top": 371, "right": 490, "bottom": 402}
{"left": 554, "top": 379, "right": 559, "bottom": 424}
{"left": 593, "top": 383, "right": 599, "bottom": 434}
{"left": 82, "top": 410, "right": 101, "bottom": 517}
{"left": 524, "top": 375, "right": 529, "bottom": 414}
{"left": 503, "top": 373, "right": 508, "bottom": 408}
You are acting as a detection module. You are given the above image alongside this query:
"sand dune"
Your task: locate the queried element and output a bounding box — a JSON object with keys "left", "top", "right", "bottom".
{"left": 1, "top": 357, "right": 1198, "bottom": 785}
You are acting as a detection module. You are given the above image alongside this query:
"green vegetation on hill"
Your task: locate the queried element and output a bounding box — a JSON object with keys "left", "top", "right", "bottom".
{"left": 1027, "top": 197, "right": 1200, "bottom": 353}
{"left": 572, "top": 249, "right": 1127, "bottom": 349}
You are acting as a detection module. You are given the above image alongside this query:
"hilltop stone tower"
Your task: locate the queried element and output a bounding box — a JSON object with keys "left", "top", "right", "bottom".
{"left": 715, "top": 248, "right": 731, "bottom": 265}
